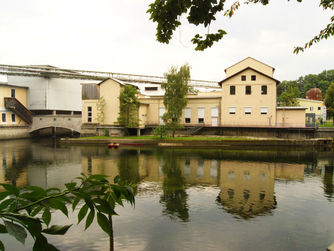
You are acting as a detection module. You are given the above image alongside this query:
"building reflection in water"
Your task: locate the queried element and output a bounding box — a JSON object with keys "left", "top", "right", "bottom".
{"left": 216, "top": 161, "right": 306, "bottom": 219}
{"left": 0, "top": 140, "right": 31, "bottom": 189}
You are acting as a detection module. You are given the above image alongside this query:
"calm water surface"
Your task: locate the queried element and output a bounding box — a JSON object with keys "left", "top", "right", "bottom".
{"left": 1, "top": 139, "right": 334, "bottom": 251}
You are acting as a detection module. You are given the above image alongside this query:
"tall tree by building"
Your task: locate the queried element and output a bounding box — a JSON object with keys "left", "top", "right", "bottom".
{"left": 118, "top": 85, "right": 139, "bottom": 128}
{"left": 161, "top": 64, "right": 192, "bottom": 137}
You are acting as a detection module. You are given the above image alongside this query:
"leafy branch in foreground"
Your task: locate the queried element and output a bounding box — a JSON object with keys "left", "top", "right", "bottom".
{"left": 0, "top": 174, "right": 135, "bottom": 251}
{"left": 147, "top": 0, "right": 334, "bottom": 52}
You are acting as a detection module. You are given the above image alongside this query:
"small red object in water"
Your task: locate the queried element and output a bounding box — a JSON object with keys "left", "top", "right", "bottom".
{"left": 107, "top": 142, "right": 119, "bottom": 149}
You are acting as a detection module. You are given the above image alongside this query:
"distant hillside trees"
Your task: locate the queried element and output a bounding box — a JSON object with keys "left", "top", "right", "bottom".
{"left": 325, "top": 83, "right": 334, "bottom": 123}
{"left": 278, "top": 70, "right": 334, "bottom": 101}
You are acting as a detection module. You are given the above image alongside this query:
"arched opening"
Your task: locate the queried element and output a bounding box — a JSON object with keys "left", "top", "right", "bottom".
{"left": 30, "top": 127, "right": 80, "bottom": 138}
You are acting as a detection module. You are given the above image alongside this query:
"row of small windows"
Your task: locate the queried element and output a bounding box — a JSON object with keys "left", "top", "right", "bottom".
{"left": 226, "top": 188, "right": 266, "bottom": 201}
{"left": 309, "top": 106, "right": 322, "bottom": 111}
{"left": 228, "top": 107, "right": 268, "bottom": 115}
{"left": 1, "top": 113, "right": 16, "bottom": 123}
{"left": 241, "top": 75, "right": 256, "bottom": 81}
{"left": 230, "top": 85, "right": 267, "bottom": 95}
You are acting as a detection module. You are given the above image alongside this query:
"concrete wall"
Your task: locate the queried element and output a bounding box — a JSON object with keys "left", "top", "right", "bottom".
{"left": 100, "top": 79, "right": 123, "bottom": 125}
{"left": 0, "top": 126, "right": 30, "bottom": 139}
{"left": 8, "top": 75, "right": 98, "bottom": 111}
{"left": 221, "top": 68, "right": 277, "bottom": 126}
{"left": 139, "top": 94, "right": 221, "bottom": 126}
{"left": 225, "top": 57, "right": 274, "bottom": 77}
{"left": 0, "top": 85, "right": 28, "bottom": 126}
{"left": 82, "top": 100, "right": 98, "bottom": 123}
{"left": 276, "top": 109, "right": 306, "bottom": 127}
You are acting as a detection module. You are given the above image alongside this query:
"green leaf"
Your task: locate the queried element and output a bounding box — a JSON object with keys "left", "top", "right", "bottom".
{"left": 85, "top": 209, "right": 95, "bottom": 230}
{"left": 0, "top": 184, "right": 19, "bottom": 196}
{"left": 97, "top": 212, "right": 111, "bottom": 236}
{"left": 33, "top": 234, "right": 49, "bottom": 251}
{"left": 49, "top": 198, "right": 68, "bottom": 217}
{"left": 24, "top": 186, "right": 46, "bottom": 196}
{"left": 114, "top": 175, "right": 120, "bottom": 184}
{"left": 31, "top": 205, "right": 44, "bottom": 217}
{"left": 0, "top": 191, "right": 10, "bottom": 201}
{"left": 78, "top": 204, "right": 89, "bottom": 224}
{"left": 4, "top": 220, "right": 27, "bottom": 244}
{"left": 65, "top": 182, "right": 76, "bottom": 191}
{"left": 42, "top": 225, "right": 72, "bottom": 235}
{"left": 42, "top": 209, "right": 51, "bottom": 226}
{"left": 0, "top": 198, "right": 15, "bottom": 211}
{"left": 0, "top": 240, "right": 4, "bottom": 251}
{"left": 72, "top": 197, "right": 81, "bottom": 211}
{"left": 0, "top": 224, "right": 7, "bottom": 233}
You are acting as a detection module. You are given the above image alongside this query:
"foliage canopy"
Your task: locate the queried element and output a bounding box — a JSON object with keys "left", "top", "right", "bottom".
{"left": 118, "top": 85, "right": 140, "bottom": 128}
{"left": 147, "top": 0, "right": 334, "bottom": 52}
{"left": 0, "top": 174, "right": 135, "bottom": 251}
{"left": 325, "top": 82, "right": 334, "bottom": 122}
{"left": 161, "top": 64, "right": 192, "bottom": 137}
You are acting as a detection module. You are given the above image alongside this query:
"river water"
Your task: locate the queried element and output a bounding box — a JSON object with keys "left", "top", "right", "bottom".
{"left": 1, "top": 139, "right": 334, "bottom": 251}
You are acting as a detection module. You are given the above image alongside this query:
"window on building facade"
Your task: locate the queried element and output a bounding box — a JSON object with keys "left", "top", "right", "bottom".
{"left": 241, "top": 75, "right": 246, "bottom": 81}
{"left": 260, "top": 107, "right": 268, "bottom": 115}
{"left": 245, "top": 86, "right": 251, "bottom": 95}
{"left": 87, "top": 106, "right": 92, "bottom": 122}
{"left": 261, "top": 85, "right": 267, "bottom": 95}
{"left": 244, "top": 107, "right": 252, "bottom": 115}
{"left": 318, "top": 106, "right": 321, "bottom": 111}
{"left": 11, "top": 89, "right": 15, "bottom": 98}
{"left": 310, "top": 107, "right": 313, "bottom": 111}
{"left": 230, "top": 85, "right": 235, "bottom": 95}
{"left": 1, "top": 113, "right": 6, "bottom": 123}
{"left": 145, "top": 87, "right": 158, "bottom": 91}
{"left": 229, "top": 107, "right": 236, "bottom": 114}
{"left": 11, "top": 113, "right": 16, "bottom": 123}
{"left": 251, "top": 75, "right": 256, "bottom": 81}
{"left": 198, "top": 107, "right": 204, "bottom": 123}
{"left": 185, "top": 107, "right": 191, "bottom": 123}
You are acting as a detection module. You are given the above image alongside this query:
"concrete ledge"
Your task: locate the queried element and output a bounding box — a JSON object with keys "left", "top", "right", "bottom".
{"left": 0, "top": 126, "right": 30, "bottom": 140}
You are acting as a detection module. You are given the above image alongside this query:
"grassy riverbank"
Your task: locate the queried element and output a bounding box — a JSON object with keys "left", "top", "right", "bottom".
{"left": 79, "top": 135, "right": 257, "bottom": 141}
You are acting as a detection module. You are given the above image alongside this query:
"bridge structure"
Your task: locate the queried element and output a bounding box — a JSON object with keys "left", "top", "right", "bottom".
{"left": 30, "top": 114, "right": 82, "bottom": 135}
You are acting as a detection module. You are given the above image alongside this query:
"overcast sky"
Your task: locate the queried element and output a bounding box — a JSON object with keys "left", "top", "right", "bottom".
{"left": 0, "top": 0, "right": 333, "bottom": 82}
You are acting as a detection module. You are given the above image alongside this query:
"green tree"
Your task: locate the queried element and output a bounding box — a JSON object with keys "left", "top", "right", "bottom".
{"left": 118, "top": 85, "right": 139, "bottom": 128}
{"left": 96, "top": 96, "right": 106, "bottom": 124}
{"left": 277, "top": 81, "right": 300, "bottom": 106}
{"left": 325, "top": 82, "right": 334, "bottom": 123}
{"left": 147, "top": 0, "right": 334, "bottom": 52}
{"left": 0, "top": 174, "right": 135, "bottom": 251}
{"left": 161, "top": 64, "right": 192, "bottom": 137}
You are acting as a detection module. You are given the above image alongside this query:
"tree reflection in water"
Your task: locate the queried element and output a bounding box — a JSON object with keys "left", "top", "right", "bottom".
{"left": 159, "top": 149, "right": 189, "bottom": 222}
{"left": 323, "top": 162, "right": 334, "bottom": 200}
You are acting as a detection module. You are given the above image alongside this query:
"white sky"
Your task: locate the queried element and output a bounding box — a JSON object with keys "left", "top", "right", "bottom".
{"left": 0, "top": 0, "right": 333, "bottom": 82}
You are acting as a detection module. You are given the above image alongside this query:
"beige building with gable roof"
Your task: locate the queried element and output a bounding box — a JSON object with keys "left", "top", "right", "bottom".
{"left": 81, "top": 57, "right": 306, "bottom": 134}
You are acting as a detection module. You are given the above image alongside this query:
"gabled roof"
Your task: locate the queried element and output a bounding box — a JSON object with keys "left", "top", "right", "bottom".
{"left": 218, "top": 67, "right": 280, "bottom": 86}
{"left": 97, "top": 78, "right": 138, "bottom": 89}
{"left": 224, "top": 57, "right": 275, "bottom": 72}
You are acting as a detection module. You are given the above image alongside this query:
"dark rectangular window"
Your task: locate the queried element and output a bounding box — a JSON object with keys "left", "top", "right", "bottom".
{"left": 251, "top": 75, "right": 256, "bottom": 81}
{"left": 245, "top": 86, "right": 251, "bottom": 95}
{"left": 241, "top": 75, "right": 246, "bottom": 81}
{"left": 261, "top": 85, "right": 267, "bottom": 95}
{"left": 230, "top": 85, "right": 235, "bottom": 95}
{"left": 11, "top": 89, "right": 15, "bottom": 98}
{"left": 2, "top": 113, "right": 6, "bottom": 123}
{"left": 11, "top": 113, "right": 16, "bottom": 123}
{"left": 145, "top": 87, "right": 158, "bottom": 91}
{"left": 198, "top": 118, "right": 204, "bottom": 123}
{"left": 87, "top": 106, "right": 92, "bottom": 122}
{"left": 318, "top": 106, "right": 321, "bottom": 111}
{"left": 185, "top": 118, "right": 191, "bottom": 123}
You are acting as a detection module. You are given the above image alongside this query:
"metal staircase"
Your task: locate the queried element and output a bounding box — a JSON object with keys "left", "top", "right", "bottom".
{"left": 4, "top": 97, "right": 32, "bottom": 124}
